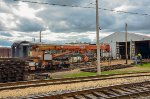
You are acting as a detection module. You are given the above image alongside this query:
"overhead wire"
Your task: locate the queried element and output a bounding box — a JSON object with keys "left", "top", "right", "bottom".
{"left": 13, "top": 0, "right": 150, "bottom": 17}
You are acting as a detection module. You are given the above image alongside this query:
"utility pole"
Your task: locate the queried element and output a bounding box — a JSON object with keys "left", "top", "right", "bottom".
{"left": 32, "top": 38, "right": 35, "bottom": 42}
{"left": 33, "top": 38, "right": 35, "bottom": 42}
{"left": 96, "top": 0, "right": 101, "bottom": 75}
{"left": 125, "top": 23, "right": 128, "bottom": 64}
{"left": 40, "top": 30, "right": 42, "bottom": 43}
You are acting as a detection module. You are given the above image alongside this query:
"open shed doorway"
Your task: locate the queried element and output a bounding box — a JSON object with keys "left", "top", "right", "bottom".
{"left": 119, "top": 42, "right": 130, "bottom": 59}
{"left": 135, "top": 40, "right": 150, "bottom": 59}
{"left": 23, "top": 46, "right": 28, "bottom": 57}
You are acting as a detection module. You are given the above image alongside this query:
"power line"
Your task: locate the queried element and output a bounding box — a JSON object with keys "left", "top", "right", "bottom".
{"left": 13, "top": 0, "right": 150, "bottom": 16}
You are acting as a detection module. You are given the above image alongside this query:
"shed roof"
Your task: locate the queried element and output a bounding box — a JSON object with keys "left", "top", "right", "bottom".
{"left": 11, "top": 41, "right": 31, "bottom": 47}
{"left": 101, "top": 32, "right": 150, "bottom": 43}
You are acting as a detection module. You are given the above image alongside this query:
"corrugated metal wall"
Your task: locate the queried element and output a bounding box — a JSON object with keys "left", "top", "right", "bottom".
{"left": 0, "top": 47, "right": 11, "bottom": 57}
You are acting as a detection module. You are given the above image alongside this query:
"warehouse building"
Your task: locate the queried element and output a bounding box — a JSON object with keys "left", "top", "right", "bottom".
{"left": 100, "top": 32, "right": 150, "bottom": 59}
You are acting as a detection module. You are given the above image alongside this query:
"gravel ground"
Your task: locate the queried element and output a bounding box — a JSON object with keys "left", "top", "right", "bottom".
{"left": 0, "top": 76, "right": 150, "bottom": 98}
{"left": 50, "top": 69, "right": 81, "bottom": 78}
{"left": 100, "top": 60, "right": 134, "bottom": 66}
{"left": 50, "top": 60, "right": 134, "bottom": 78}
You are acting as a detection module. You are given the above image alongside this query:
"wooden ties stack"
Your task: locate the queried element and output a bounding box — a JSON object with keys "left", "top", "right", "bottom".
{"left": 0, "top": 58, "right": 29, "bottom": 83}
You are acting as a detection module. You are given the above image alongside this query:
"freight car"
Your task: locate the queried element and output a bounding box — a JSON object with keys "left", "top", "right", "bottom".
{"left": 0, "top": 47, "right": 11, "bottom": 58}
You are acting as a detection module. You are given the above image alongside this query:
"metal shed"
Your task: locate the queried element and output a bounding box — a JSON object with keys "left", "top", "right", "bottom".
{"left": 100, "top": 32, "right": 150, "bottom": 59}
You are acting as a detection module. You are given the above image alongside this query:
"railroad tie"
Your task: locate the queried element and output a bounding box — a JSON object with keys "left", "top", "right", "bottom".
{"left": 104, "top": 89, "right": 121, "bottom": 97}
{"left": 92, "top": 92, "right": 106, "bottom": 99}
{"left": 119, "top": 87, "right": 137, "bottom": 93}
{"left": 94, "top": 91, "right": 110, "bottom": 98}
{"left": 111, "top": 88, "right": 130, "bottom": 95}
{"left": 83, "top": 93, "right": 98, "bottom": 99}
{"left": 72, "top": 94, "right": 87, "bottom": 99}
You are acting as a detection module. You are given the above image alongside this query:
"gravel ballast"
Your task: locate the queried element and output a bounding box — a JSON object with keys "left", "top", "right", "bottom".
{"left": 0, "top": 76, "right": 150, "bottom": 98}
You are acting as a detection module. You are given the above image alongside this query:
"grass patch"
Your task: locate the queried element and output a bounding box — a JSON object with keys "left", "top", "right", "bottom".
{"left": 64, "top": 70, "right": 141, "bottom": 78}
{"left": 64, "top": 63, "right": 150, "bottom": 78}
{"left": 64, "top": 72, "right": 97, "bottom": 78}
{"left": 136, "top": 63, "right": 150, "bottom": 67}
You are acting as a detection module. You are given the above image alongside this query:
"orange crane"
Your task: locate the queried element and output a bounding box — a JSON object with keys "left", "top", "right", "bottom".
{"left": 28, "top": 44, "right": 110, "bottom": 70}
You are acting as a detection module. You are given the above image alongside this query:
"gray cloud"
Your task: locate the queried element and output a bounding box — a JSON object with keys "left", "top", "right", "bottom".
{"left": 0, "top": 32, "right": 13, "bottom": 37}
{"left": 0, "top": 39, "right": 12, "bottom": 46}
{"left": 15, "top": 17, "right": 46, "bottom": 32}
{"left": 36, "top": 6, "right": 96, "bottom": 33}
{"left": 2, "top": 0, "right": 150, "bottom": 33}
{"left": 100, "top": 0, "right": 150, "bottom": 33}
{"left": 0, "top": 23, "right": 6, "bottom": 31}
{"left": 0, "top": 0, "right": 150, "bottom": 46}
{"left": 2, "top": 0, "right": 17, "bottom": 3}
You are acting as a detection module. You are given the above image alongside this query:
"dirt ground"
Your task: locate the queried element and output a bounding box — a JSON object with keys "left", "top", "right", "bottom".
{"left": 101, "top": 60, "right": 134, "bottom": 66}
{"left": 50, "top": 60, "right": 134, "bottom": 78}
{"left": 50, "top": 69, "right": 81, "bottom": 78}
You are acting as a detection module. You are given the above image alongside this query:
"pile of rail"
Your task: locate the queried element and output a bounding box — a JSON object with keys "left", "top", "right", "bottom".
{"left": 0, "top": 58, "right": 28, "bottom": 83}
{"left": 81, "top": 64, "right": 132, "bottom": 72}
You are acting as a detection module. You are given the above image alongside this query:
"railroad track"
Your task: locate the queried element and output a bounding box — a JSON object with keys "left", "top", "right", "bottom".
{"left": 25, "top": 81, "right": 150, "bottom": 99}
{"left": 1, "top": 72, "right": 150, "bottom": 91}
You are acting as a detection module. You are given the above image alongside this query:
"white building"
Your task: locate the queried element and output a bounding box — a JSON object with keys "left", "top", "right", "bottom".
{"left": 100, "top": 32, "right": 150, "bottom": 59}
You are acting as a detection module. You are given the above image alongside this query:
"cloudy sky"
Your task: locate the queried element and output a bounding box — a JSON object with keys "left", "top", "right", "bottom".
{"left": 0, "top": 0, "right": 150, "bottom": 47}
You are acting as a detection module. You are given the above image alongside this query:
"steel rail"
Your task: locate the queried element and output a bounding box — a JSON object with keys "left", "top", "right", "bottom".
{"left": 1, "top": 72, "right": 150, "bottom": 91}
{"left": 1, "top": 71, "right": 150, "bottom": 87}
{"left": 26, "top": 81, "right": 150, "bottom": 99}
